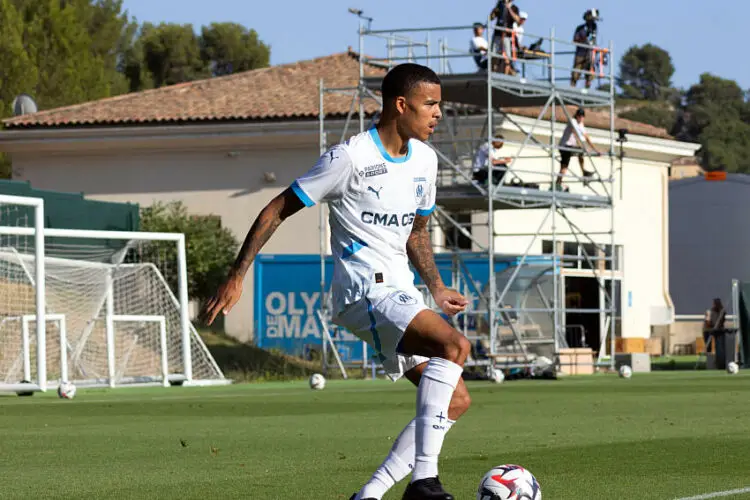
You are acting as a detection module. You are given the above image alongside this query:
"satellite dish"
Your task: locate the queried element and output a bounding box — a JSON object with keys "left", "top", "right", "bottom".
{"left": 12, "top": 94, "right": 38, "bottom": 116}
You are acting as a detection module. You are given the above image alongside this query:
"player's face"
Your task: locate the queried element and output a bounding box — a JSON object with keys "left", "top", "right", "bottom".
{"left": 398, "top": 82, "right": 442, "bottom": 141}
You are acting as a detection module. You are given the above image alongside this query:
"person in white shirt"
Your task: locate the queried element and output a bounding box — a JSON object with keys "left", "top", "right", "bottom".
{"left": 514, "top": 11, "right": 528, "bottom": 47}
{"left": 472, "top": 129, "right": 512, "bottom": 186}
{"left": 202, "top": 63, "right": 471, "bottom": 500}
{"left": 469, "top": 22, "right": 489, "bottom": 70}
{"left": 557, "top": 108, "right": 600, "bottom": 190}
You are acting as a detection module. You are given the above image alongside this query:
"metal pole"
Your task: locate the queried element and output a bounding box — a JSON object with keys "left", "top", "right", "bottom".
{"left": 318, "top": 78, "right": 328, "bottom": 376}
{"left": 609, "top": 40, "right": 617, "bottom": 370}
{"left": 425, "top": 32, "right": 430, "bottom": 69}
{"left": 106, "top": 271, "right": 116, "bottom": 388}
{"left": 177, "top": 235, "right": 192, "bottom": 382}
{"left": 59, "top": 317, "right": 68, "bottom": 383}
{"left": 358, "top": 19, "right": 365, "bottom": 134}
{"left": 550, "top": 27, "right": 560, "bottom": 359}
{"left": 34, "top": 200, "right": 46, "bottom": 391}
{"left": 486, "top": 13, "right": 496, "bottom": 357}
{"left": 732, "top": 279, "right": 743, "bottom": 366}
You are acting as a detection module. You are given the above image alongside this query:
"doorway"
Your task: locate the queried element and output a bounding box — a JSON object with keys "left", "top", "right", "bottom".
{"left": 565, "top": 276, "right": 600, "bottom": 348}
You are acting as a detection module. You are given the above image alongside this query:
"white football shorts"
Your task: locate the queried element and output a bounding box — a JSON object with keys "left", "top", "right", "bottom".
{"left": 333, "top": 286, "right": 431, "bottom": 381}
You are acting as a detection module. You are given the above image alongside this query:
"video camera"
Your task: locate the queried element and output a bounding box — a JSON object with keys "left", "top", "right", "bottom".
{"left": 584, "top": 8, "right": 602, "bottom": 23}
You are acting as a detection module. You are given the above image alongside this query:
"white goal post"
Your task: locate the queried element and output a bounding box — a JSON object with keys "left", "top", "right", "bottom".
{"left": 0, "top": 194, "right": 228, "bottom": 392}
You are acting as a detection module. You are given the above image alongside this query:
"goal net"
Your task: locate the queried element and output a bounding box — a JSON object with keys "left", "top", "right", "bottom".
{"left": 0, "top": 194, "right": 227, "bottom": 392}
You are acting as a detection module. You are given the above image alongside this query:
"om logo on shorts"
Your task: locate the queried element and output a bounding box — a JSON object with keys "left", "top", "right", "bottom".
{"left": 390, "top": 291, "right": 417, "bottom": 305}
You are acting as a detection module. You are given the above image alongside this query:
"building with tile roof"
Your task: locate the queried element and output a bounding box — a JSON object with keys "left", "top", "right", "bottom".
{"left": 0, "top": 50, "right": 701, "bottom": 344}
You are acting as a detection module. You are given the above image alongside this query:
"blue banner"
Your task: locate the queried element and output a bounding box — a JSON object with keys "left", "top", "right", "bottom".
{"left": 254, "top": 253, "right": 553, "bottom": 361}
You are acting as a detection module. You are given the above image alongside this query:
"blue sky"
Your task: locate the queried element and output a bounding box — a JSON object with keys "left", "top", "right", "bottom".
{"left": 122, "top": 0, "right": 747, "bottom": 91}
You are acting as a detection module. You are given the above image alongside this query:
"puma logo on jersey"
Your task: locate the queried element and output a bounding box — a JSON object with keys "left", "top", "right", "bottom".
{"left": 361, "top": 211, "right": 415, "bottom": 227}
{"left": 367, "top": 186, "right": 382, "bottom": 199}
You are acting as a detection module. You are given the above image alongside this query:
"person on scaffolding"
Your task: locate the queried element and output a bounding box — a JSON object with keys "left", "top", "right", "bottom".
{"left": 555, "top": 108, "right": 600, "bottom": 191}
{"left": 489, "top": 0, "right": 523, "bottom": 74}
{"left": 469, "top": 22, "right": 489, "bottom": 71}
{"left": 570, "top": 9, "right": 600, "bottom": 88}
{"left": 472, "top": 128, "right": 512, "bottom": 187}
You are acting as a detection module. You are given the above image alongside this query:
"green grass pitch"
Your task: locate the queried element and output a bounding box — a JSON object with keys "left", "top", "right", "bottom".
{"left": 1, "top": 371, "right": 749, "bottom": 499}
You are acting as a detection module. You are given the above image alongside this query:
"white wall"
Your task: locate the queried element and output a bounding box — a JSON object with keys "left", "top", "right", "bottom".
{"left": 13, "top": 145, "right": 323, "bottom": 342}
{"left": 443, "top": 138, "right": 672, "bottom": 339}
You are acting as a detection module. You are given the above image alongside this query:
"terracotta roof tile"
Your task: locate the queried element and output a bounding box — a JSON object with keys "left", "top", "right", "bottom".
{"left": 2, "top": 50, "right": 673, "bottom": 140}
{"left": 502, "top": 105, "right": 672, "bottom": 140}
{"left": 3, "top": 50, "right": 384, "bottom": 128}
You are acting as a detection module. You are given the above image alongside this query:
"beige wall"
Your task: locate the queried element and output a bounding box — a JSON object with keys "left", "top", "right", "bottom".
{"left": 4, "top": 117, "right": 698, "bottom": 346}
{"left": 429, "top": 120, "right": 687, "bottom": 341}
{"left": 13, "top": 145, "right": 322, "bottom": 342}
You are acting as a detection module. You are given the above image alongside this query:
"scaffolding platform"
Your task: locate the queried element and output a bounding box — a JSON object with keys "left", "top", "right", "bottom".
{"left": 318, "top": 16, "right": 620, "bottom": 376}
{"left": 363, "top": 72, "right": 613, "bottom": 109}
{"left": 436, "top": 184, "right": 611, "bottom": 211}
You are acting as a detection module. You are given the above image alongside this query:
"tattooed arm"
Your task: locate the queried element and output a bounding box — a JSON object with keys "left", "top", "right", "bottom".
{"left": 230, "top": 188, "right": 305, "bottom": 278}
{"left": 202, "top": 188, "right": 304, "bottom": 324}
{"left": 407, "top": 215, "right": 468, "bottom": 316}
{"left": 406, "top": 214, "right": 445, "bottom": 295}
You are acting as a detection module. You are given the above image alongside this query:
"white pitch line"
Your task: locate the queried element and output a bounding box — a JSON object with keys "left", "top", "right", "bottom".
{"left": 674, "top": 487, "right": 750, "bottom": 500}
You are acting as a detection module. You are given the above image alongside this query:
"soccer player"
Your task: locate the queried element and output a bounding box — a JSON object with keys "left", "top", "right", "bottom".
{"left": 202, "top": 63, "right": 472, "bottom": 500}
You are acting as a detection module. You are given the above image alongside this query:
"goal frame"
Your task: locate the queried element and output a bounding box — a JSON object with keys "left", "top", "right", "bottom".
{"left": 0, "top": 194, "right": 200, "bottom": 392}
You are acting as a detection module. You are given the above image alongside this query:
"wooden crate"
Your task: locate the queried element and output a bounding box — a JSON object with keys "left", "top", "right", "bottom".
{"left": 558, "top": 348, "right": 594, "bottom": 375}
{"left": 615, "top": 337, "right": 646, "bottom": 353}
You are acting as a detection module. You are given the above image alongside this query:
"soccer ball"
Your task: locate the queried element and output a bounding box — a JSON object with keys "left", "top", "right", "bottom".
{"left": 618, "top": 365, "right": 632, "bottom": 379}
{"left": 477, "top": 464, "right": 541, "bottom": 500}
{"left": 727, "top": 361, "right": 739, "bottom": 375}
{"left": 309, "top": 373, "right": 326, "bottom": 390}
{"left": 57, "top": 381, "right": 76, "bottom": 399}
{"left": 488, "top": 367, "right": 505, "bottom": 384}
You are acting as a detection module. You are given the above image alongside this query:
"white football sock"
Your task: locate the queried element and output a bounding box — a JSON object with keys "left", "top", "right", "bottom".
{"left": 356, "top": 417, "right": 457, "bottom": 499}
{"left": 357, "top": 419, "right": 416, "bottom": 499}
{"left": 411, "top": 357, "right": 463, "bottom": 482}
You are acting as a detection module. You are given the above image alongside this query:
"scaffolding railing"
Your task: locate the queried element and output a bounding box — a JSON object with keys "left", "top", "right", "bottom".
{"left": 317, "top": 13, "right": 619, "bottom": 375}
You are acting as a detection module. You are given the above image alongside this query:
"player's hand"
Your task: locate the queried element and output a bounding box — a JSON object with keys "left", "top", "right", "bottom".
{"left": 433, "top": 287, "right": 469, "bottom": 317}
{"left": 201, "top": 272, "right": 244, "bottom": 325}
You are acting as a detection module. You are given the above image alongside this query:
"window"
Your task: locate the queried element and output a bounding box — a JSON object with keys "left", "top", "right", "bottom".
{"left": 443, "top": 213, "right": 472, "bottom": 250}
{"left": 542, "top": 240, "right": 622, "bottom": 271}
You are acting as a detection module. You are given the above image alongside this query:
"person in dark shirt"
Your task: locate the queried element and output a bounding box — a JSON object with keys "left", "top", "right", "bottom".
{"left": 703, "top": 298, "right": 726, "bottom": 354}
{"left": 490, "top": 0, "right": 522, "bottom": 74}
{"left": 570, "top": 9, "right": 600, "bottom": 88}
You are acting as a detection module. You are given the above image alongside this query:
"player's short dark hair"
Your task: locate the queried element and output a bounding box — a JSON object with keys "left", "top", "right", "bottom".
{"left": 381, "top": 63, "right": 441, "bottom": 103}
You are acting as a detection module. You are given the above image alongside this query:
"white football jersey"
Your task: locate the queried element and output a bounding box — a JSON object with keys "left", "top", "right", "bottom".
{"left": 291, "top": 127, "right": 438, "bottom": 316}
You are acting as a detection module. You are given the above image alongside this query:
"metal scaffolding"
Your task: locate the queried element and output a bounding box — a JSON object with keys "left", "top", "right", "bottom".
{"left": 318, "top": 14, "right": 620, "bottom": 376}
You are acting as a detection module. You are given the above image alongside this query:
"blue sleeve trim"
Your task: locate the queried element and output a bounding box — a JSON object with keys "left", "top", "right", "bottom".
{"left": 290, "top": 181, "right": 315, "bottom": 207}
{"left": 416, "top": 205, "right": 435, "bottom": 216}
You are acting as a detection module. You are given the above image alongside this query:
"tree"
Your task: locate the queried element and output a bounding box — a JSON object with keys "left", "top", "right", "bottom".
{"left": 0, "top": 0, "right": 38, "bottom": 179}
{"left": 674, "top": 74, "right": 750, "bottom": 172}
{"left": 0, "top": 0, "right": 39, "bottom": 116}
{"left": 698, "top": 118, "right": 750, "bottom": 173}
{"left": 619, "top": 103, "right": 676, "bottom": 131}
{"left": 618, "top": 44, "right": 675, "bottom": 101}
{"left": 200, "top": 22, "right": 270, "bottom": 76}
{"left": 10, "top": 0, "right": 112, "bottom": 109}
{"left": 682, "top": 73, "right": 747, "bottom": 139}
{"left": 74, "top": 0, "right": 138, "bottom": 96}
{"left": 139, "top": 201, "right": 239, "bottom": 304}
{"left": 128, "top": 22, "right": 209, "bottom": 90}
